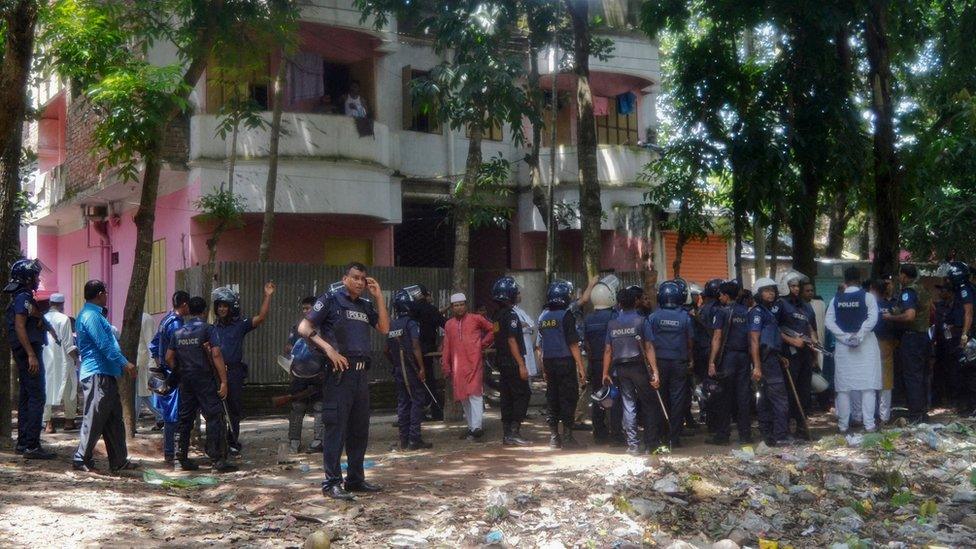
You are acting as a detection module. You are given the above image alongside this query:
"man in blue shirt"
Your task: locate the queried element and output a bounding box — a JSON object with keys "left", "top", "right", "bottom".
{"left": 706, "top": 280, "right": 754, "bottom": 445}
{"left": 73, "top": 280, "right": 139, "bottom": 472}
{"left": 536, "top": 280, "right": 586, "bottom": 449}
{"left": 212, "top": 281, "right": 275, "bottom": 456}
{"left": 750, "top": 277, "right": 791, "bottom": 446}
{"left": 884, "top": 264, "right": 932, "bottom": 424}
{"left": 149, "top": 291, "right": 190, "bottom": 464}
{"left": 583, "top": 281, "right": 620, "bottom": 444}
{"left": 386, "top": 289, "right": 431, "bottom": 451}
{"left": 299, "top": 262, "right": 389, "bottom": 501}
{"left": 647, "top": 281, "right": 694, "bottom": 448}
{"left": 4, "top": 258, "right": 55, "bottom": 459}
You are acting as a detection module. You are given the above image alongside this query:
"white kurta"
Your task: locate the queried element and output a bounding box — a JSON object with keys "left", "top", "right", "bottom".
{"left": 825, "top": 287, "right": 882, "bottom": 392}
{"left": 513, "top": 305, "right": 539, "bottom": 376}
{"left": 43, "top": 310, "right": 77, "bottom": 404}
{"left": 136, "top": 312, "right": 156, "bottom": 398}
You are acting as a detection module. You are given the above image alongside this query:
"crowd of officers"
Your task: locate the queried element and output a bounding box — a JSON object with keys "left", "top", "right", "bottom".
{"left": 7, "top": 255, "right": 975, "bottom": 502}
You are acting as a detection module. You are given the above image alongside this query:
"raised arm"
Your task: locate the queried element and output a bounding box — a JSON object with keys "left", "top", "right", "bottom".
{"left": 251, "top": 282, "right": 276, "bottom": 328}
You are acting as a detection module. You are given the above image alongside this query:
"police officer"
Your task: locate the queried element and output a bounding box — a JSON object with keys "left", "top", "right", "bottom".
{"left": 4, "top": 259, "right": 55, "bottom": 459}
{"left": 212, "top": 281, "right": 275, "bottom": 456}
{"left": 386, "top": 288, "right": 432, "bottom": 451}
{"left": 647, "top": 281, "right": 694, "bottom": 448}
{"left": 299, "top": 262, "right": 389, "bottom": 500}
{"left": 693, "top": 279, "right": 722, "bottom": 428}
{"left": 583, "top": 280, "right": 621, "bottom": 444}
{"left": 706, "top": 280, "right": 754, "bottom": 445}
{"left": 944, "top": 262, "right": 974, "bottom": 414}
{"left": 491, "top": 276, "right": 531, "bottom": 446}
{"left": 285, "top": 297, "right": 323, "bottom": 454}
{"left": 149, "top": 291, "right": 190, "bottom": 463}
{"left": 628, "top": 285, "right": 651, "bottom": 317}
{"left": 602, "top": 287, "right": 661, "bottom": 455}
{"left": 165, "top": 296, "right": 237, "bottom": 473}
{"left": 537, "top": 280, "right": 587, "bottom": 449}
{"left": 776, "top": 272, "right": 818, "bottom": 439}
{"left": 411, "top": 285, "right": 446, "bottom": 420}
{"left": 883, "top": 264, "right": 932, "bottom": 424}
{"left": 750, "top": 277, "right": 791, "bottom": 446}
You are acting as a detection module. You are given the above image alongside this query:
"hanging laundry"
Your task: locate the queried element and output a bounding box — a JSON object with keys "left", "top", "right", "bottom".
{"left": 593, "top": 96, "right": 610, "bottom": 117}
{"left": 617, "top": 91, "right": 637, "bottom": 115}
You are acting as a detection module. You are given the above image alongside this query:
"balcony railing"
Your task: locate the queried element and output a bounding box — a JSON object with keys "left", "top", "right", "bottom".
{"left": 518, "top": 144, "right": 658, "bottom": 187}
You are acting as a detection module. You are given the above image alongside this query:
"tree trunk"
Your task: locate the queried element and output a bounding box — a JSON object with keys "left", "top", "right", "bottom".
{"left": 753, "top": 216, "right": 767, "bottom": 278}
{"left": 0, "top": 0, "right": 39, "bottom": 445}
{"left": 672, "top": 201, "right": 690, "bottom": 278}
{"left": 789, "top": 163, "right": 819, "bottom": 281}
{"left": 116, "top": 28, "right": 217, "bottom": 438}
{"left": 258, "top": 53, "right": 287, "bottom": 263}
{"left": 227, "top": 118, "right": 239, "bottom": 192}
{"left": 566, "top": 0, "right": 601, "bottom": 278}
{"left": 451, "top": 124, "right": 483, "bottom": 293}
{"left": 526, "top": 40, "right": 558, "bottom": 275}
{"left": 733, "top": 211, "right": 744, "bottom": 281}
{"left": 769, "top": 210, "right": 780, "bottom": 280}
{"left": 825, "top": 188, "right": 849, "bottom": 258}
{"left": 859, "top": 213, "right": 871, "bottom": 260}
{"left": 865, "top": 0, "right": 900, "bottom": 279}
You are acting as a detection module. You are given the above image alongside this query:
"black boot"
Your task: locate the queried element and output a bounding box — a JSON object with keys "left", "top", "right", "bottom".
{"left": 507, "top": 422, "right": 530, "bottom": 446}
{"left": 502, "top": 421, "right": 515, "bottom": 445}
{"left": 561, "top": 421, "right": 581, "bottom": 449}
{"left": 549, "top": 424, "right": 561, "bottom": 449}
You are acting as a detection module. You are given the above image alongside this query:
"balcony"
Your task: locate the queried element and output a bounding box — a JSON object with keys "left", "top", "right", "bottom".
{"left": 27, "top": 165, "right": 68, "bottom": 223}
{"left": 190, "top": 112, "right": 391, "bottom": 169}
{"left": 517, "top": 144, "right": 658, "bottom": 187}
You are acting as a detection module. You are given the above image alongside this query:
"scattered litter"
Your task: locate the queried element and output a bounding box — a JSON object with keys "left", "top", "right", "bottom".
{"left": 142, "top": 469, "right": 219, "bottom": 489}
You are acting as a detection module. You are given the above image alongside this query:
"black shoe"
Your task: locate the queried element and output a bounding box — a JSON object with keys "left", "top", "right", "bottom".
{"left": 14, "top": 446, "right": 26, "bottom": 455}
{"left": 23, "top": 446, "right": 56, "bottom": 460}
{"left": 175, "top": 459, "right": 200, "bottom": 471}
{"left": 549, "top": 433, "right": 562, "bottom": 449}
{"left": 505, "top": 424, "right": 530, "bottom": 447}
{"left": 212, "top": 461, "right": 238, "bottom": 473}
{"left": 705, "top": 436, "right": 730, "bottom": 446}
{"left": 151, "top": 421, "right": 165, "bottom": 432}
{"left": 112, "top": 460, "right": 141, "bottom": 472}
{"left": 72, "top": 460, "right": 96, "bottom": 472}
{"left": 308, "top": 440, "right": 323, "bottom": 453}
{"left": 228, "top": 444, "right": 242, "bottom": 458}
{"left": 471, "top": 428, "right": 485, "bottom": 439}
{"left": 764, "top": 438, "right": 779, "bottom": 447}
{"left": 562, "top": 433, "right": 581, "bottom": 449}
{"left": 571, "top": 422, "right": 589, "bottom": 431}
{"left": 345, "top": 481, "right": 382, "bottom": 493}
{"left": 323, "top": 484, "right": 355, "bottom": 500}
{"left": 626, "top": 446, "right": 642, "bottom": 456}
{"left": 408, "top": 439, "right": 433, "bottom": 450}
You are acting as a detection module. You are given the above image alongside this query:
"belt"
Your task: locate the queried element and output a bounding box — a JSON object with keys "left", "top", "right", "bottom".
{"left": 344, "top": 356, "right": 370, "bottom": 371}
{"left": 612, "top": 358, "right": 644, "bottom": 367}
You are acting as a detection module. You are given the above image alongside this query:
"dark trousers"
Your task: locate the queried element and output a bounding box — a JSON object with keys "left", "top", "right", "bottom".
{"left": 225, "top": 363, "right": 246, "bottom": 449}
{"left": 543, "top": 358, "right": 579, "bottom": 427}
{"left": 73, "top": 374, "right": 128, "bottom": 469}
{"left": 714, "top": 350, "right": 753, "bottom": 441}
{"left": 176, "top": 371, "right": 227, "bottom": 462}
{"left": 898, "top": 331, "right": 931, "bottom": 419}
{"left": 614, "top": 361, "right": 660, "bottom": 448}
{"left": 757, "top": 353, "right": 788, "bottom": 442}
{"left": 321, "top": 366, "right": 370, "bottom": 488}
{"left": 14, "top": 344, "right": 45, "bottom": 450}
{"left": 588, "top": 360, "right": 622, "bottom": 439}
{"left": 422, "top": 353, "right": 443, "bottom": 418}
{"left": 394, "top": 361, "right": 426, "bottom": 442}
{"left": 287, "top": 376, "right": 323, "bottom": 443}
{"left": 786, "top": 347, "right": 813, "bottom": 430}
{"left": 657, "top": 359, "right": 689, "bottom": 443}
{"left": 498, "top": 359, "right": 530, "bottom": 424}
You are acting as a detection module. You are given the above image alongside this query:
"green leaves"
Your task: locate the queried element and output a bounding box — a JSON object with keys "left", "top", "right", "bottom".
{"left": 194, "top": 188, "right": 246, "bottom": 228}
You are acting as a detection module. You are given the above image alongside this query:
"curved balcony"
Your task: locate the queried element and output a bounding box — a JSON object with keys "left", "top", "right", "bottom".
{"left": 517, "top": 144, "right": 658, "bottom": 187}
{"left": 190, "top": 112, "right": 391, "bottom": 169}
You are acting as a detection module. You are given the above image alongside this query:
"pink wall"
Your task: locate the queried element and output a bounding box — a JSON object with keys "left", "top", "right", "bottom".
{"left": 510, "top": 229, "right": 651, "bottom": 273}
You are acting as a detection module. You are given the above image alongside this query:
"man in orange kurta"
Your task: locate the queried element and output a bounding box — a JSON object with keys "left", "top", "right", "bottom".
{"left": 441, "top": 293, "right": 494, "bottom": 441}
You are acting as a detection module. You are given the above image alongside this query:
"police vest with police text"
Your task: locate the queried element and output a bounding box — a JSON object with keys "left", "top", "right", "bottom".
{"left": 832, "top": 289, "right": 868, "bottom": 334}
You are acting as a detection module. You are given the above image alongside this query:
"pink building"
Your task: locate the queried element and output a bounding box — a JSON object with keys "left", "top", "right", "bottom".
{"left": 23, "top": 1, "right": 730, "bottom": 324}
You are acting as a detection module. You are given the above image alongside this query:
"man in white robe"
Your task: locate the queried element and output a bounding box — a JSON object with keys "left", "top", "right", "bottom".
{"left": 825, "top": 267, "right": 882, "bottom": 433}
{"left": 42, "top": 294, "right": 78, "bottom": 432}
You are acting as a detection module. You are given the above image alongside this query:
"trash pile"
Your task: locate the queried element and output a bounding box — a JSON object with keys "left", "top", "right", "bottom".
{"left": 598, "top": 420, "right": 976, "bottom": 548}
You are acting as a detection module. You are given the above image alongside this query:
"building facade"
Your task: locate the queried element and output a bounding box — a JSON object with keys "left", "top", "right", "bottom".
{"left": 22, "top": 0, "right": 731, "bottom": 322}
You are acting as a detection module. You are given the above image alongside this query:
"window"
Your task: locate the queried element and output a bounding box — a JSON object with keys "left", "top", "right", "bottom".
{"left": 206, "top": 56, "right": 272, "bottom": 113}
{"left": 540, "top": 91, "right": 573, "bottom": 147}
{"left": 466, "top": 120, "right": 503, "bottom": 142}
{"left": 144, "top": 239, "right": 167, "bottom": 315}
{"left": 71, "top": 261, "right": 89, "bottom": 316}
{"left": 596, "top": 96, "right": 639, "bottom": 145}
{"left": 402, "top": 66, "right": 441, "bottom": 133}
{"left": 325, "top": 237, "right": 372, "bottom": 266}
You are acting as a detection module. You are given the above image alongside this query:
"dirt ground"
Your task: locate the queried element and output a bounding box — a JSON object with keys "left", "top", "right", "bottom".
{"left": 1, "top": 404, "right": 973, "bottom": 548}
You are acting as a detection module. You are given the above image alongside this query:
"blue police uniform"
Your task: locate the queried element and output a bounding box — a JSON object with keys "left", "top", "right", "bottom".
{"left": 494, "top": 305, "right": 531, "bottom": 426}
{"left": 895, "top": 284, "right": 931, "bottom": 421}
{"left": 150, "top": 310, "right": 183, "bottom": 460}
{"left": 6, "top": 289, "right": 47, "bottom": 452}
{"left": 387, "top": 315, "right": 425, "bottom": 445}
{"left": 711, "top": 302, "right": 753, "bottom": 442}
{"left": 777, "top": 297, "right": 816, "bottom": 435}
{"left": 606, "top": 310, "right": 660, "bottom": 450}
{"left": 307, "top": 286, "right": 379, "bottom": 490}
{"left": 287, "top": 328, "right": 325, "bottom": 449}
{"left": 213, "top": 316, "right": 254, "bottom": 451}
{"left": 750, "top": 303, "right": 789, "bottom": 443}
{"left": 693, "top": 300, "right": 718, "bottom": 380}
{"left": 947, "top": 282, "right": 975, "bottom": 411}
{"left": 169, "top": 318, "right": 227, "bottom": 463}
{"left": 583, "top": 308, "right": 621, "bottom": 442}
{"left": 538, "top": 307, "right": 581, "bottom": 430}
{"left": 647, "top": 308, "right": 693, "bottom": 444}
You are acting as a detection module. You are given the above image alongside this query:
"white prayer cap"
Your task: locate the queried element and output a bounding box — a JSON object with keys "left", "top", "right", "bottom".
{"left": 50, "top": 293, "right": 65, "bottom": 304}
{"left": 450, "top": 293, "right": 467, "bottom": 304}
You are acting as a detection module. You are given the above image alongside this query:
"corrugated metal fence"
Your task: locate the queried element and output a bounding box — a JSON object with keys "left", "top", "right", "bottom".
{"left": 176, "top": 262, "right": 457, "bottom": 385}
